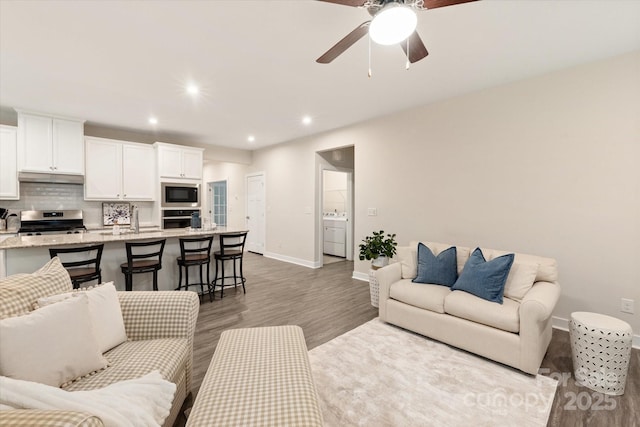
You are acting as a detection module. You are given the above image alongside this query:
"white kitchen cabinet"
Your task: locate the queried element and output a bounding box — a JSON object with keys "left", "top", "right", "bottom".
{"left": 155, "top": 142, "right": 203, "bottom": 180}
{"left": 323, "top": 218, "right": 346, "bottom": 257}
{"left": 85, "top": 137, "right": 155, "bottom": 201}
{"left": 16, "top": 111, "right": 85, "bottom": 175}
{"left": 0, "top": 125, "right": 19, "bottom": 200}
{"left": 122, "top": 143, "right": 155, "bottom": 200}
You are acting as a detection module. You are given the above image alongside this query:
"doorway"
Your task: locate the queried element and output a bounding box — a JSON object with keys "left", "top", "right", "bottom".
{"left": 246, "top": 172, "right": 265, "bottom": 254}
{"left": 317, "top": 147, "right": 354, "bottom": 267}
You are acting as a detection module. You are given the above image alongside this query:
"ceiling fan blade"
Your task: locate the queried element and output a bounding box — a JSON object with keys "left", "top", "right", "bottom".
{"left": 316, "top": 21, "right": 370, "bottom": 64}
{"left": 316, "top": 0, "right": 367, "bottom": 6}
{"left": 400, "top": 31, "right": 429, "bottom": 63}
{"left": 422, "top": 0, "right": 478, "bottom": 9}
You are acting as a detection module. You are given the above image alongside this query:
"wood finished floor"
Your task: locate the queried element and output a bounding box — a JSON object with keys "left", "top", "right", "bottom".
{"left": 177, "top": 253, "right": 639, "bottom": 427}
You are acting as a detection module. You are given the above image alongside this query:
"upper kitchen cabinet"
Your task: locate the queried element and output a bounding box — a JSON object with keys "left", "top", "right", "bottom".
{"left": 0, "top": 125, "right": 19, "bottom": 200}
{"left": 16, "top": 111, "right": 85, "bottom": 175}
{"left": 154, "top": 142, "right": 203, "bottom": 180}
{"left": 85, "top": 137, "right": 155, "bottom": 201}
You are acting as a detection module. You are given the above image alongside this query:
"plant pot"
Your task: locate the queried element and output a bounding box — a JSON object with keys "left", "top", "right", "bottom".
{"left": 368, "top": 269, "right": 379, "bottom": 308}
{"left": 371, "top": 255, "right": 389, "bottom": 270}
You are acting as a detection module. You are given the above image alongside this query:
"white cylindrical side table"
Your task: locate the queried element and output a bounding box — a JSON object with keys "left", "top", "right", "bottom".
{"left": 569, "top": 311, "right": 633, "bottom": 396}
{"left": 368, "top": 269, "right": 379, "bottom": 308}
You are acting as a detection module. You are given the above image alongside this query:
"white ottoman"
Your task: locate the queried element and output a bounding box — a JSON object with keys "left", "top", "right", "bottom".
{"left": 569, "top": 311, "right": 633, "bottom": 395}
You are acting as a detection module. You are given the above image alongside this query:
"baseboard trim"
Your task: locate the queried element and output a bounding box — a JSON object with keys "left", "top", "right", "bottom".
{"left": 262, "top": 252, "right": 321, "bottom": 269}
{"left": 552, "top": 315, "right": 639, "bottom": 349}
{"left": 352, "top": 271, "right": 368, "bottom": 282}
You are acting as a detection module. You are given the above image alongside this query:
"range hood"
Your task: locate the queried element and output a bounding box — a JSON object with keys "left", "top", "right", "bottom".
{"left": 18, "top": 172, "right": 84, "bottom": 185}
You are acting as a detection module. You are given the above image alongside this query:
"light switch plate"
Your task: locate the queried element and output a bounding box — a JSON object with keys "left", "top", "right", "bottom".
{"left": 621, "top": 298, "right": 634, "bottom": 314}
{"left": 367, "top": 208, "right": 377, "bottom": 216}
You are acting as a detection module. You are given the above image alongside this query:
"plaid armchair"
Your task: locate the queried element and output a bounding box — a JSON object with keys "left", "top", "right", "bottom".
{"left": 0, "top": 258, "right": 200, "bottom": 427}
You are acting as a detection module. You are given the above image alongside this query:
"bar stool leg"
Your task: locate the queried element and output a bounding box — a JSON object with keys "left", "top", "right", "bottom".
{"left": 152, "top": 270, "right": 158, "bottom": 291}
{"left": 220, "top": 259, "right": 225, "bottom": 299}
{"left": 207, "top": 260, "right": 213, "bottom": 302}
{"left": 199, "top": 264, "right": 204, "bottom": 298}
{"left": 178, "top": 265, "right": 183, "bottom": 291}
{"left": 240, "top": 257, "right": 246, "bottom": 294}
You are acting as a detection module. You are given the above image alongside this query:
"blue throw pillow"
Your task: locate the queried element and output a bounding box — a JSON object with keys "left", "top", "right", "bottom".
{"left": 412, "top": 243, "right": 458, "bottom": 287}
{"left": 452, "top": 248, "right": 514, "bottom": 304}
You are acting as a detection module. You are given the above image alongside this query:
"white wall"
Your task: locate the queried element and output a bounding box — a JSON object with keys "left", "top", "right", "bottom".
{"left": 323, "top": 170, "right": 348, "bottom": 214}
{"left": 250, "top": 51, "right": 640, "bottom": 334}
{"left": 202, "top": 160, "right": 248, "bottom": 229}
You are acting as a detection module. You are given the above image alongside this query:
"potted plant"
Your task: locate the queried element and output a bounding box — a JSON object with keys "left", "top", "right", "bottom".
{"left": 359, "top": 230, "right": 397, "bottom": 308}
{"left": 359, "top": 230, "right": 397, "bottom": 269}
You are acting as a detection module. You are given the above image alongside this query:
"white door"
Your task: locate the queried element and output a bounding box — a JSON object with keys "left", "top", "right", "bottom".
{"left": 181, "top": 149, "right": 203, "bottom": 180}
{"left": 246, "top": 173, "right": 265, "bottom": 254}
{"left": 18, "top": 113, "right": 52, "bottom": 172}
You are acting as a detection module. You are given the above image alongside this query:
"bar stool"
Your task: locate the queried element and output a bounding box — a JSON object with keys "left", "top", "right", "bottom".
{"left": 120, "top": 239, "right": 166, "bottom": 291}
{"left": 176, "top": 236, "right": 214, "bottom": 302}
{"left": 212, "top": 232, "right": 248, "bottom": 298}
{"left": 49, "top": 244, "right": 104, "bottom": 289}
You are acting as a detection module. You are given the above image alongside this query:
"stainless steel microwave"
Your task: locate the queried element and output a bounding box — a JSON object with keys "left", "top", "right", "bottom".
{"left": 161, "top": 183, "right": 200, "bottom": 208}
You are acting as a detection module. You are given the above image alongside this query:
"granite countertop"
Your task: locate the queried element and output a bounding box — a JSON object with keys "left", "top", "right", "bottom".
{"left": 0, "top": 227, "right": 247, "bottom": 250}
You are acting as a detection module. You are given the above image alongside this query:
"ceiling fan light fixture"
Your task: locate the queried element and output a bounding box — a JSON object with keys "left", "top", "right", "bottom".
{"left": 369, "top": 3, "right": 417, "bottom": 46}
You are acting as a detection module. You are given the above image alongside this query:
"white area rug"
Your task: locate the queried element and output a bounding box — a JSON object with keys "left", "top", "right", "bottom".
{"left": 309, "top": 319, "right": 557, "bottom": 427}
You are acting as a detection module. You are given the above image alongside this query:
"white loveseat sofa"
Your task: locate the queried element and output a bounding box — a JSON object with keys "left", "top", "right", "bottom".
{"left": 376, "top": 241, "right": 560, "bottom": 375}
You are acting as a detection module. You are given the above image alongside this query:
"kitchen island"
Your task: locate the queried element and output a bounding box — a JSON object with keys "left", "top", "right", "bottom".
{"left": 0, "top": 227, "right": 248, "bottom": 292}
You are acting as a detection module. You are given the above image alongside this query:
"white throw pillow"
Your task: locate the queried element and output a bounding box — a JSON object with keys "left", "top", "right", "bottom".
{"left": 503, "top": 261, "right": 539, "bottom": 302}
{"left": 0, "top": 293, "right": 108, "bottom": 387}
{"left": 395, "top": 246, "right": 417, "bottom": 279}
{"left": 38, "top": 282, "right": 127, "bottom": 353}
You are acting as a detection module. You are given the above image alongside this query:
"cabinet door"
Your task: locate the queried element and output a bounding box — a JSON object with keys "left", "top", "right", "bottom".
{"left": 181, "top": 149, "right": 203, "bottom": 179}
{"left": 158, "top": 145, "right": 183, "bottom": 179}
{"left": 18, "top": 114, "right": 53, "bottom": 172}
{"left": 0, "top": 126, "right": 19, "bottom": 200}
{"left": 53, "top": 119, "right": 84, "bottom": 174}
{"left": 122, "top": 143, "right": 155, "bottom": 200}
{"left": 84, "top": 138, "right": 122, "bottom": 200}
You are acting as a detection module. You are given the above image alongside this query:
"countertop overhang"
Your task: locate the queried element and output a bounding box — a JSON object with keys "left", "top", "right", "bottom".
{"left": 0, "top": 227, "right": 247, "bottom": 250}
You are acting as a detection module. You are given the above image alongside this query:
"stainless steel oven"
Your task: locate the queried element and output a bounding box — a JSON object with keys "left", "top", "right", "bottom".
{"left": 162, "top": 209, "right": 200, "bottom": 229}
{"left": 161, "top": 183, "right": 200, "bottom": 208}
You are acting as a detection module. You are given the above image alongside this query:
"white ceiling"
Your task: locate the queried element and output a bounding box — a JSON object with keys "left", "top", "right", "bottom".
{"left": 1, "top": 0, "right": 639, "bottom": 150}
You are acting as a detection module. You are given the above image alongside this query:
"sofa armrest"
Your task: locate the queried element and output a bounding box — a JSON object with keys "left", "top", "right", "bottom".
{"left": 0, "top": 410, "right": 103, "bottom": 427}
{"left": 117, "top": 291, "right": 200, "bottom": 341}
{"left": 117, "top": 291, "right": 200, "bottom": 392}
{"left": 520, "top": 281, "right": 560, "bottom": 324}
{"left": 519, "top": 281, "right": 560, "bottom": 374}
{"left": 375, "top": 262, "right": 402, "bottom": 320}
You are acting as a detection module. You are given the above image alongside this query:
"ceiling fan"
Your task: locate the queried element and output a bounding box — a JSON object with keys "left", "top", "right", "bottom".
{"left": 316, "top": 0, "right": 478, "bottom": 64}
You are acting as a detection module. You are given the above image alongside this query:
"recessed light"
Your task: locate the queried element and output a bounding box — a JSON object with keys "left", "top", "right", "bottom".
{"left": 247, "top": 135, "right": 255, "bottom": 143}
{"left": 149, "top": 117, "right": 158, "bottom": 125}
{"left": 302, "top": 115, "right": 312, "bottom": 125}
{"left": 187, "top": 84, "right": 199, "bottom": 95}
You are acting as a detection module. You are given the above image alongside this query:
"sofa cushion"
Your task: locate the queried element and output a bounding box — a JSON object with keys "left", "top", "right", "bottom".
{"left": 412, "top": 243, "right": 458, "bottom": 287}
{"left": 452, "top": 248, "right": 514, "bottom": 304}
{"left": 444, "top": 290, "right": 521, "bottom": 333}
{"left": 63, "top": 338, "right": 188, "bottom": 392}
{"left": 38, "top": 282, "right": 128, "bottom": 353}
{"left": 482, "top": 248, "right": 557, "bottom": 284}
{"left": 0, "top": 293, "right": 108, "bottom": 387}
{"left": 395, "top": 246, "right": 417, "bottom": 279}
{"left": 389, "top": 279, "right": 451, "bottom": 314}
{"left": 503, "top": 261, "right": 539, "bottom": 302}
{"left": 0, "top": 257, "right": 73, "bottom": 319}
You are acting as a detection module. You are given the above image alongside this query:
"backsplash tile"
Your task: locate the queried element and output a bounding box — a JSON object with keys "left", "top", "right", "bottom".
{"left": 0, "top": 183, "right": 155, "bottom": 228}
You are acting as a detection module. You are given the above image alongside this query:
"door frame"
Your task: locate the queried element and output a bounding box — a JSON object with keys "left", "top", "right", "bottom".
{"left": 245, "top": 171, "right": 266, "bottom": 254}
{"left": 318, "top": 166, "right": 354, "bottom": 265}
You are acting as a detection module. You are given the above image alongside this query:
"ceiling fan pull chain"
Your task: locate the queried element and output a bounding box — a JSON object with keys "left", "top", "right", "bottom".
{"left": 406, "top": 36, "right": 411, "bottom": 70}
{"left": 368, "top": 35, "right": 372, "bottom": 78}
